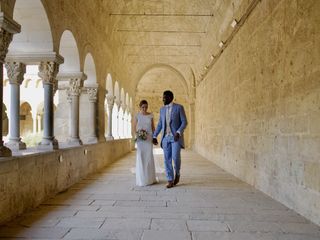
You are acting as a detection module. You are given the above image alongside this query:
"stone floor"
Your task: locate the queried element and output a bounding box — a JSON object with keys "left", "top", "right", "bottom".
{"left": 0, "top": 149, "right": 320, "bottom": 240}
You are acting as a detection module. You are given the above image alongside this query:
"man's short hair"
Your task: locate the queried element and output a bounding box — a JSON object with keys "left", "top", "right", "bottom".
{"left": 163, "top": 90, "right": 174, "bottom": 99}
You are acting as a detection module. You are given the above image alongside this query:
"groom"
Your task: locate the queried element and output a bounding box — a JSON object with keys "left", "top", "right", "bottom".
{"left": 153, "top": 90, "right": 187, "bottom": 188}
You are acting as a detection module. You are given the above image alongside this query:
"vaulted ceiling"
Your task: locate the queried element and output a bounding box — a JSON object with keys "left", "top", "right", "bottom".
{"left": 77, "top": 0, "right": 251, "bottom": 93}
{"left": 4, "top": 0, "right": 253, "bottom": 95}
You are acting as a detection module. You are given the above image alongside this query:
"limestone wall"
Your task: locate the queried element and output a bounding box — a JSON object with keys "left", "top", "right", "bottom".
{"left": 0, "top": 139, "right": 131, "bottom": 224}
{"left": 195, "top": 0, "right": 320, "bottom": 225}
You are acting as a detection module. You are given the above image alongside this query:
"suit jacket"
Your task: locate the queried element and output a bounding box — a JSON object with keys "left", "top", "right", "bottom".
{"left": 153, "top": 103, "right": 187, "bottom": 148}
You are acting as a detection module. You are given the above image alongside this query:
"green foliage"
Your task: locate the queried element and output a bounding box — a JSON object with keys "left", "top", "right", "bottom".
{"left": 22, "top": 131, "right": 43, "bottom": 147}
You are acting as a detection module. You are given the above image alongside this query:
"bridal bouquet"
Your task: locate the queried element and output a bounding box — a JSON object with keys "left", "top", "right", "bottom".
{"left": 136, "top": 129, "right": 148, "bottom": 141}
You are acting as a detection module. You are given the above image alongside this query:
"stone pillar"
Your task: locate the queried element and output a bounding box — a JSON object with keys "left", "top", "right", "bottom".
{"left": 86, "top": 87, "right": 98, "bottom": 143}
{"left": 37, "top": 115, "right": 41, "bottom": 132}
{"left": 106, "top": 94, "right": 115, "bottom": 140}
{"left": 66, "top": 77, "right": 83, "bottom": 146}
{"left": 37, "top": 61, "right": 59, "bottom": 150}
{"left": 0, "top": 28, "right": 13, "bottom": 156}
{"left": 31, "top": 111, "right": 37, "bottom": 133}
{"left": 5, "top": 62, "right": 26, "bottom": 150}
{"left": 115, "top": 100, "right": 121, "bottom": 139}
{"left": 121, "top": 103, "right": 127, "bottom": 138}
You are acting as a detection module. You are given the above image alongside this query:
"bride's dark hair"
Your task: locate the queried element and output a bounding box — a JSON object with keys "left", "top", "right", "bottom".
{"left": 139, "top": 100, "right": 148, "bottom": 107}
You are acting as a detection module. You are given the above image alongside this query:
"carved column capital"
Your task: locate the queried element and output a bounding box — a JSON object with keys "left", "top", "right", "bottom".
{"left": 38, "top": 61, "right": 59, "bottom": 85}
{"left": 87, "top": 87, "right": 98, "bottom": 102}
{"left": 0, "top": 28, "right": 13, "bottom": 63}
{"left": 106, "top": 95, "right": 115, "bottom": 107}
{"left": 5, "top": 62, "right": 26, "bottom": 85}
{"left": 115, "top": 99, "right": 122, "bottom": 111}
{"left": 67, "top": 78, "right": 83, "bottom": 97}
{"left": 121, "top": 103, "right": 127, "bottom": 112}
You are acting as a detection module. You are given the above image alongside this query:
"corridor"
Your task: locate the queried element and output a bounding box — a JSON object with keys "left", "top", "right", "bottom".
{"left": 0, "top": 150, "right": 319, "bottom": 240}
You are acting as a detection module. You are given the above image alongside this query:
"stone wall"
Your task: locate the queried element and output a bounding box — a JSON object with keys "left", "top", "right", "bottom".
{"left": 195, "top": 0, "right": 320, "bottom": 225}
{"left": 0, "top": 139, "right": 131, "bottom": 224}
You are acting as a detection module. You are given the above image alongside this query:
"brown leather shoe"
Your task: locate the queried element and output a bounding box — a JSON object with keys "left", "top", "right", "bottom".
{"left": 174, "top": 174, "right": 180, "bottom": 185}
{"left": 166, "top": 181, "right": 174, "bottom": 188}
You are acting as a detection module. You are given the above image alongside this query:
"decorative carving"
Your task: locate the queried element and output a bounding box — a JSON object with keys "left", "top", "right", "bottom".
{"left": 106, "top": 95, "right": 115, "bottom": 107}
{"left": 38, "top": 61, "right": 59, "bottom": 85}
{"left": 121, "top": 103, "right": 127, "bottom": 112}
{"left": 115, "top": 99, "right": 122, "bottom": 111}
{"left": 87, "top": 87, "right": 98, "bottom": 102}
{"left": 67, "top": 78, "right": 83, "bottom": 97}
{"left": 0, "top": 28, "right": 13, "bottom": 63}
{"left": 5, "top": 62, "right": 26, "bottom": 85}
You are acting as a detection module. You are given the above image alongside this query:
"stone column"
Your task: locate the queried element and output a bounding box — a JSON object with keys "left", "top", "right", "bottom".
{"left": 37, "top": 61, "right": 59, "bottom": 150}
{"left": 37, "top": 114, "right": 42, "bottom": 132}
{"left": 5, "top": 62, "right": 26, "bottom": 150}
{"left": 66, "top": 77, "right": 83, "bottom": 146}
{"left": 121, "top": 103, "right": 127, "bottom": 138}
{"left": 86, "top": 87, "right": 98, "bottom": 143}
{"left": 106, "top": 94, "right": 115, "bottom": 140}
{"left": 0, "top": 28, "right": 13, "bottom": 156}
{"left": 115, "top": 100, "right": 121, "bottom": 139}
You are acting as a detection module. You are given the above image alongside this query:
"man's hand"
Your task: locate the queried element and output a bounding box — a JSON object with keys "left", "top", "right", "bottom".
{"left": 174, "top": 132, "right": 180, "bottom": 142}
{"left": 152, "top": 138, "right": 158, "bottom": 145}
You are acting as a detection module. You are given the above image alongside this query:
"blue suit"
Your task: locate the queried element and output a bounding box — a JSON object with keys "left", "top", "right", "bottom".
{"left": 153, "top": 103, "right": 187, "bottom": 181}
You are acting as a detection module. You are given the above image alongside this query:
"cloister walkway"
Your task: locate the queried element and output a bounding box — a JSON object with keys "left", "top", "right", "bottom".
{"left": 0, "top": 150, "right": 319, "bottom": 240}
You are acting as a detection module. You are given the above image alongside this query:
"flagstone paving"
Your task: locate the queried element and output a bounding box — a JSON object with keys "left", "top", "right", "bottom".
{"left": 0, "top": 150, "right": 319, "bottom": 239}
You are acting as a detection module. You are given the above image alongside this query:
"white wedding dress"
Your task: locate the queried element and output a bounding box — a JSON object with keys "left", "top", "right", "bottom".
{"left": 135, "top": 113, "right": 157, "bottom": 186}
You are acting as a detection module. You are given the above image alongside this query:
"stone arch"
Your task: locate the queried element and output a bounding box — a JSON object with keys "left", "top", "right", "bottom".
{"left": 9, "top": 0, "right": 53, "bottom": 54}
{"left": 79, "top": 52, "right": 98, "bottom": 142}
{"left": 20, "top": 101, "right": 33, "bottom": 136}
{"left": 120, "top": 88, "right": 125, "bottom": 105}
{"left": 114, "top": 81, "right": 120, "bottom": 102}
{"left": 54, "top": 30, "right": 81, "bottom": 142}
{"left": 58, "top": 30, "right": 80, "bottom": 72}
{"left": 136, "top": 63, "right": 189, "bottom": 94}
{"left": 83, "top": 53, "right": 97, "bottom": 86}
{"left": 106, "top": 73, "right": 113, "bottom": 96}
{"left": 36, "top": 102, "right": 44, "bottom": 132}
{"left": 112, "top": 81, "right": 120, "bottom": 138}
{"left": 136, "top": 64, "right": 191, "bottom": 148}
{"left": 104, "top": 74, "right": 114, "bottom": 138}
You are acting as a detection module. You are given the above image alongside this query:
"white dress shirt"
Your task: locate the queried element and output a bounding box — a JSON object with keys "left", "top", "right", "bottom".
{"left": 165, "top": 102, "right": 173, "bottom": 136}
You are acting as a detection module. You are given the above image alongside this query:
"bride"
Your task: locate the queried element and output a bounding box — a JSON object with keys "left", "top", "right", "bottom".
{"left": 133, "top": 100, "right": 157, "bottom": 186}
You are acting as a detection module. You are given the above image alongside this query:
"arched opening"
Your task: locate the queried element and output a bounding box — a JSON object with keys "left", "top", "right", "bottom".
{"left": 80, "top": 53, "right": 97, "bottom": 143}
{"left": 105, "top": 73, "right": 113, "bottom": 138}
{"left": 55, "top": 30, "right": 81, "bottom": 142}
{"left": 136, "top": 65, "right": 191, "bottom": 147}
{"left": 119, "top": 88, "right": 125, "bottom": 138}
{"left": 36, "top": 102, "right": 44, "bottom": 133}
{"left": 20, "top": 102, "right": 33, "bottom": 136}
{"left": 9, "top": 0, "right": 53, "bottom": 54}
{"left": 113, "top": 81, "right": 120, "bottom": 139}
{"left": 3, "top": 0, "right": 54, "bottom": 148}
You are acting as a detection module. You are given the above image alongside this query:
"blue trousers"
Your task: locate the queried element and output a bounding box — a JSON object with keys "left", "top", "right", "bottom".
{"left": 162, "top": 135, "right": 181, "bottom": 181}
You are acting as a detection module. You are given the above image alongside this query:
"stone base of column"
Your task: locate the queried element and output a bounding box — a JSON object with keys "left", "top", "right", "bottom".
{"left": 85, "top": 136, "right": 98, "bottom": 144}
{"left": 106, "top": 136, "right": 114, "bottom": 141}
{"left": 5, "top": 139, "right": 26, "bottom": 150}
{"left": 0, "top": 144, "right": 12, "bottom": 157}
{"left": 38, "top": 137, "right": 59, "bottom": 150}
{"left": 67, "top": 137, "right": 83, "bottom": 146}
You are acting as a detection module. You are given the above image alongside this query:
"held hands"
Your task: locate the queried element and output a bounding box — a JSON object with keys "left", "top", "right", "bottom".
{"left": 174, "top": 132, "right": 180, "bottom": 142}
{"left": 152, "top": 138, "right": 158, "bottom": 145}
